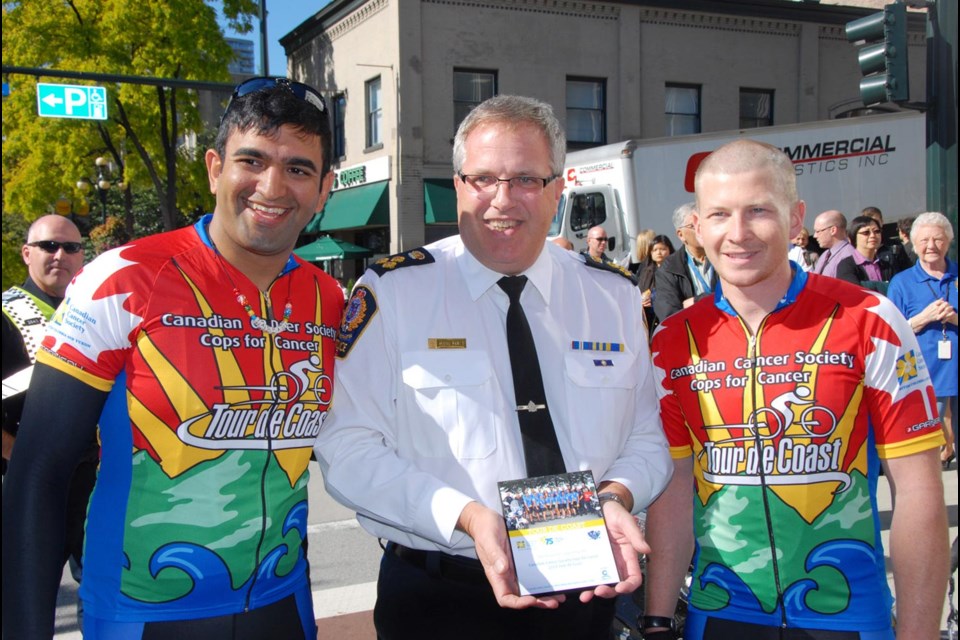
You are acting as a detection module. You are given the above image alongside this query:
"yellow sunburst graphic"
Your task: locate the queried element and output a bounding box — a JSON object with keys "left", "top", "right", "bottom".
{"left": 128, "top": 269, "right": 327, "bottom": 485}
{"left": 688, "top": 308, "right": 866, "bottom": 524}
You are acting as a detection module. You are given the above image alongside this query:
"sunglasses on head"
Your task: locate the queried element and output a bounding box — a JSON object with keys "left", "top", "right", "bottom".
{"left": 28, "top": 240, "right": 83, "bottom": 254}
{"left": 224, "top": 76, "right": 327, "bottom": 118}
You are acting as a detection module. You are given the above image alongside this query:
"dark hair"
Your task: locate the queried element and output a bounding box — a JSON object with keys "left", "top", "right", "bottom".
{"left": 651, "top": 234, "right": 675, "bottom": 253}
{"left": 847, "top": 215, "right": 881, "bottom": 244}
{"left": 215, "top": 85, "right": 333, "bottom": 179}
{"left": 897, "top": 216, "right": 915, "bottom": 235}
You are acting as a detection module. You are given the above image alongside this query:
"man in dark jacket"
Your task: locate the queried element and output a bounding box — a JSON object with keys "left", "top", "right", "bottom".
{"left": 653, "top": 203, "right": 716, "bottom": 322}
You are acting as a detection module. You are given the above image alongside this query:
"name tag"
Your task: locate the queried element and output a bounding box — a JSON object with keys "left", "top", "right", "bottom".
{"left": 939, "top": 339, "right": 951, "bottom": 360}
{"left": 428, "top": 338, "right": 467, "bottom": 350}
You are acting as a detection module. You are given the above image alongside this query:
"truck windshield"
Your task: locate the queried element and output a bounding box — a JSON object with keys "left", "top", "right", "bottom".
{"left": 549, "top": 193, "right": 566, "bottom": 237}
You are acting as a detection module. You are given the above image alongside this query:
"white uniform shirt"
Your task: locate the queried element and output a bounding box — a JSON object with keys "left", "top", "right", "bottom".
{"left": 788, "top": 244, "right": 811, "bottom": 272}
{"left": 315, "top": 237, "right": 671, "bottom": 557}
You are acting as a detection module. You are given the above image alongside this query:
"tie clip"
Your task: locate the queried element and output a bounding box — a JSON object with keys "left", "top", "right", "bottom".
{"left": 517, "top": 401, "right": 547, "bottom": 413}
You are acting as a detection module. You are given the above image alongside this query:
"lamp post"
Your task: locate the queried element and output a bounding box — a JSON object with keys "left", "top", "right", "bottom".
{"left": 77, "top": 156, "right": 118, "bottom": 225}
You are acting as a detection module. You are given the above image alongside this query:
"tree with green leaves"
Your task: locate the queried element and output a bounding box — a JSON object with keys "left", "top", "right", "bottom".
{"left": 2, "top": 0, "right": 259, "bottom": 277}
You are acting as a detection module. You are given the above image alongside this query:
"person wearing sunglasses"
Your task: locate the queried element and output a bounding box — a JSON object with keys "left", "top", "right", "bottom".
{"left": 2, "top": 214, "right": 96, "bottom": 630}
{"left": 835, "top": 215, "right": 899, "bottom": 295}
{"left": 584, "top": 226, "right": 611, "bottom": 262}
{"left": 3, "top": 78, "right": 344, "bottom": 640}
{"left": 3, "top": 214, "right": 86, "bottom": 465}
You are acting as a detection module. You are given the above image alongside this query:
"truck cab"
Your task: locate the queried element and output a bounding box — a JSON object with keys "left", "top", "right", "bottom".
{"left": 549, "top": 184, "right": 630, "bottom": 263}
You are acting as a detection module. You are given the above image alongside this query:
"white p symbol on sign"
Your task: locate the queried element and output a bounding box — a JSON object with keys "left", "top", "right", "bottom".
{"left": 64, "top": 87, "right": 87, "bottom": 115}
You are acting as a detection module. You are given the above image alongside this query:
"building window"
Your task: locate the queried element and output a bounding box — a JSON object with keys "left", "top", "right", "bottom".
{"left": 332, "top": 93, "right": 346, "bottom": 159}
{"left": 454, "top": 69, "right": 496, "bottom": 133}
{"left": 366, "top": 77, "right": 382, "bottom": 149}
{"left": 566, "top": 78, "right": 606, "bottom": 148}
{"left": 665, "top": 84, "right": 700, "bottom": 136}
{"left": 740, "top": 88, "right": 774, "bottom": 128}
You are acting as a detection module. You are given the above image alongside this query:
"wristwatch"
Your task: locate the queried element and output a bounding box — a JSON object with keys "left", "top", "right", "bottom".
{"left": 597, "top": 492, "right": 627, "bottom": 509}
{"left": 641, "top": 615, "right": 676, "bottom": 632}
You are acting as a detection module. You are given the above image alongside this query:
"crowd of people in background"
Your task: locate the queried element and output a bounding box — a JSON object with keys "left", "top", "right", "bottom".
{"left": 615, "top": 203, "right": 957, "bottom": 465}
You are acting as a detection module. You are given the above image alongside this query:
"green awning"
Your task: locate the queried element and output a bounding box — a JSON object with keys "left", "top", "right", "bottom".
{"left": 424, "top": 178, "right": 457, "bottom": 224}
{"left": 305, "top": 181, "right": 389, "bottom": 233}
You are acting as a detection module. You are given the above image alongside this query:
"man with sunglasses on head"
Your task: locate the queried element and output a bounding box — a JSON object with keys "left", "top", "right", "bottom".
{"left": 2, "top": 78, "right": 344, "bottom": 640}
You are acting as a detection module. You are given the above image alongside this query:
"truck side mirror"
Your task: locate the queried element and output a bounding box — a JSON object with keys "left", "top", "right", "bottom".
{"left": 608, "top": 237, "right": 616, "bottom": 251}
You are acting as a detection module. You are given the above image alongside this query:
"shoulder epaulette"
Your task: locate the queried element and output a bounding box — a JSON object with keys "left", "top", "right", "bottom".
{"left": 367, "top": 248, "right": 435, "bottom": 276}
{"left": 582, "top": 255, "right": 638, "bottom": 285}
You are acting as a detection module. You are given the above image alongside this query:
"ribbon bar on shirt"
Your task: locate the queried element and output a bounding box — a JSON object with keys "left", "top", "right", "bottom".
{"left": 571, "top": 341, "right": 623, "bottom": 352}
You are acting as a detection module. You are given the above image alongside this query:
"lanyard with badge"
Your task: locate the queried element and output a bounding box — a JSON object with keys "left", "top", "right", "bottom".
{"left": 686, "top": 253, "right": 713, "bottom": 295}
{"left": 926, "top": 280, "right": 953, "bottom": 360}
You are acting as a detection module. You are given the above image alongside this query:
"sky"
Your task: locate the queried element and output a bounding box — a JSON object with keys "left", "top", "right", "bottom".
{"left": 219, "top": 2, "right": 330, "bottom": 76}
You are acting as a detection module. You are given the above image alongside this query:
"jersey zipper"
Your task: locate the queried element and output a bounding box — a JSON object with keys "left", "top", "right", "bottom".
{"left": 243, "top": 288, "right": 279, "bottom": 612}
{"left": 741, "top": 319, "right": 788, "bottom": 631}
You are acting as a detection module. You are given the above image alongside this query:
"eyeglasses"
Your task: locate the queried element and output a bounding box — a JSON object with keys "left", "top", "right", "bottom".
{"left": 813, "top": 226, "right": 834, "bottom": 235}
{"left": 458, "top": 173, "right": 558, "bottom": 196}
{"left": 677, "top": 224, "right": 695, "bottom": 231}
{"left": 224, "top": 76, "right": 327, "bottom": 118}
{"left": 857, "top": 229, "right": 882, "bottom": 237}
{"left": 27, "top": 240, "right": 83, "bottom": 254}
{"left": 590, "top": 237, "right": 608, "bottom": 243}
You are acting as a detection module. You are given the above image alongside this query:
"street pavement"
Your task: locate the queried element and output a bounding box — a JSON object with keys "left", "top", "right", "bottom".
{"left": 53, "top": 461, "right": 960, "bottom": 639}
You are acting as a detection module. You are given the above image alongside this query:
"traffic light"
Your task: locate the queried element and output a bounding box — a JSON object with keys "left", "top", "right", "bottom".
{"left": 845, "top": 3, "right": 909, "bottom": 105}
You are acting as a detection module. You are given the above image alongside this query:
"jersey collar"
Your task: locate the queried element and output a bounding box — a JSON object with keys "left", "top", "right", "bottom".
{"left": 194, "top": 214, "right": 300, "bottom": 276}
{"left": 714, "top": 260, "right": 808, "bottom": 317}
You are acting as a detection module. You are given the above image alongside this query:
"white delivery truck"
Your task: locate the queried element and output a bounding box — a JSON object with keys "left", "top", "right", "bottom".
{"left": 551, "top": 111, "right": 926, "bottom": 263}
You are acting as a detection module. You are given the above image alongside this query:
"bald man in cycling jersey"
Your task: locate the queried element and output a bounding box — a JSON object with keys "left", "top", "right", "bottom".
{"left": 643, "top": 140, "right": 948, "bottom": 640}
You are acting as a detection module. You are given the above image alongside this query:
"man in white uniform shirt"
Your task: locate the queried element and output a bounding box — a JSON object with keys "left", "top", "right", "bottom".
{"left": 315, "top": 95, "right": 671, "bottom": 639}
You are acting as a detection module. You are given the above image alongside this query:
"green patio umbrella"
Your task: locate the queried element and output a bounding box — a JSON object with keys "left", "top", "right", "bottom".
{"left": 294, "top": 236, "right": 373, "bottom": 262}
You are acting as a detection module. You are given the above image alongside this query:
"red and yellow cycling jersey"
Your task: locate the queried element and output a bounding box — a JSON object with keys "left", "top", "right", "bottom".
{"left": 38, "top": 216, "right": 343, "bottom": 622}
{"left": 651, "top": 268, "right": 941, "bottom": 632}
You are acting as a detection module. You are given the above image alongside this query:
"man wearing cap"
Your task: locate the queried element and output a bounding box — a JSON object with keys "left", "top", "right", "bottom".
{"left": 2, "top": 78, "right": 344, "bottom": 639}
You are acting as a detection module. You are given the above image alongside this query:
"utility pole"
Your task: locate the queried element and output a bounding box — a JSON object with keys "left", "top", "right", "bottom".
{"left": 925, "top": 0, "right": 958, "bottom": 259}
{"left": 259, "top": 0, "right": 269, "bottom": 76}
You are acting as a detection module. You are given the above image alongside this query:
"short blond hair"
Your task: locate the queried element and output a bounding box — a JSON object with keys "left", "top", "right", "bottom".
{"left": 695, "top": 139, "right": 798, "bottom": 211}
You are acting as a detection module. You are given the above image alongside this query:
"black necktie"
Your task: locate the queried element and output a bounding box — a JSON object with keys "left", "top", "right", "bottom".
{"left": 498, "top": 276, "right": 565, "bottom": 477}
